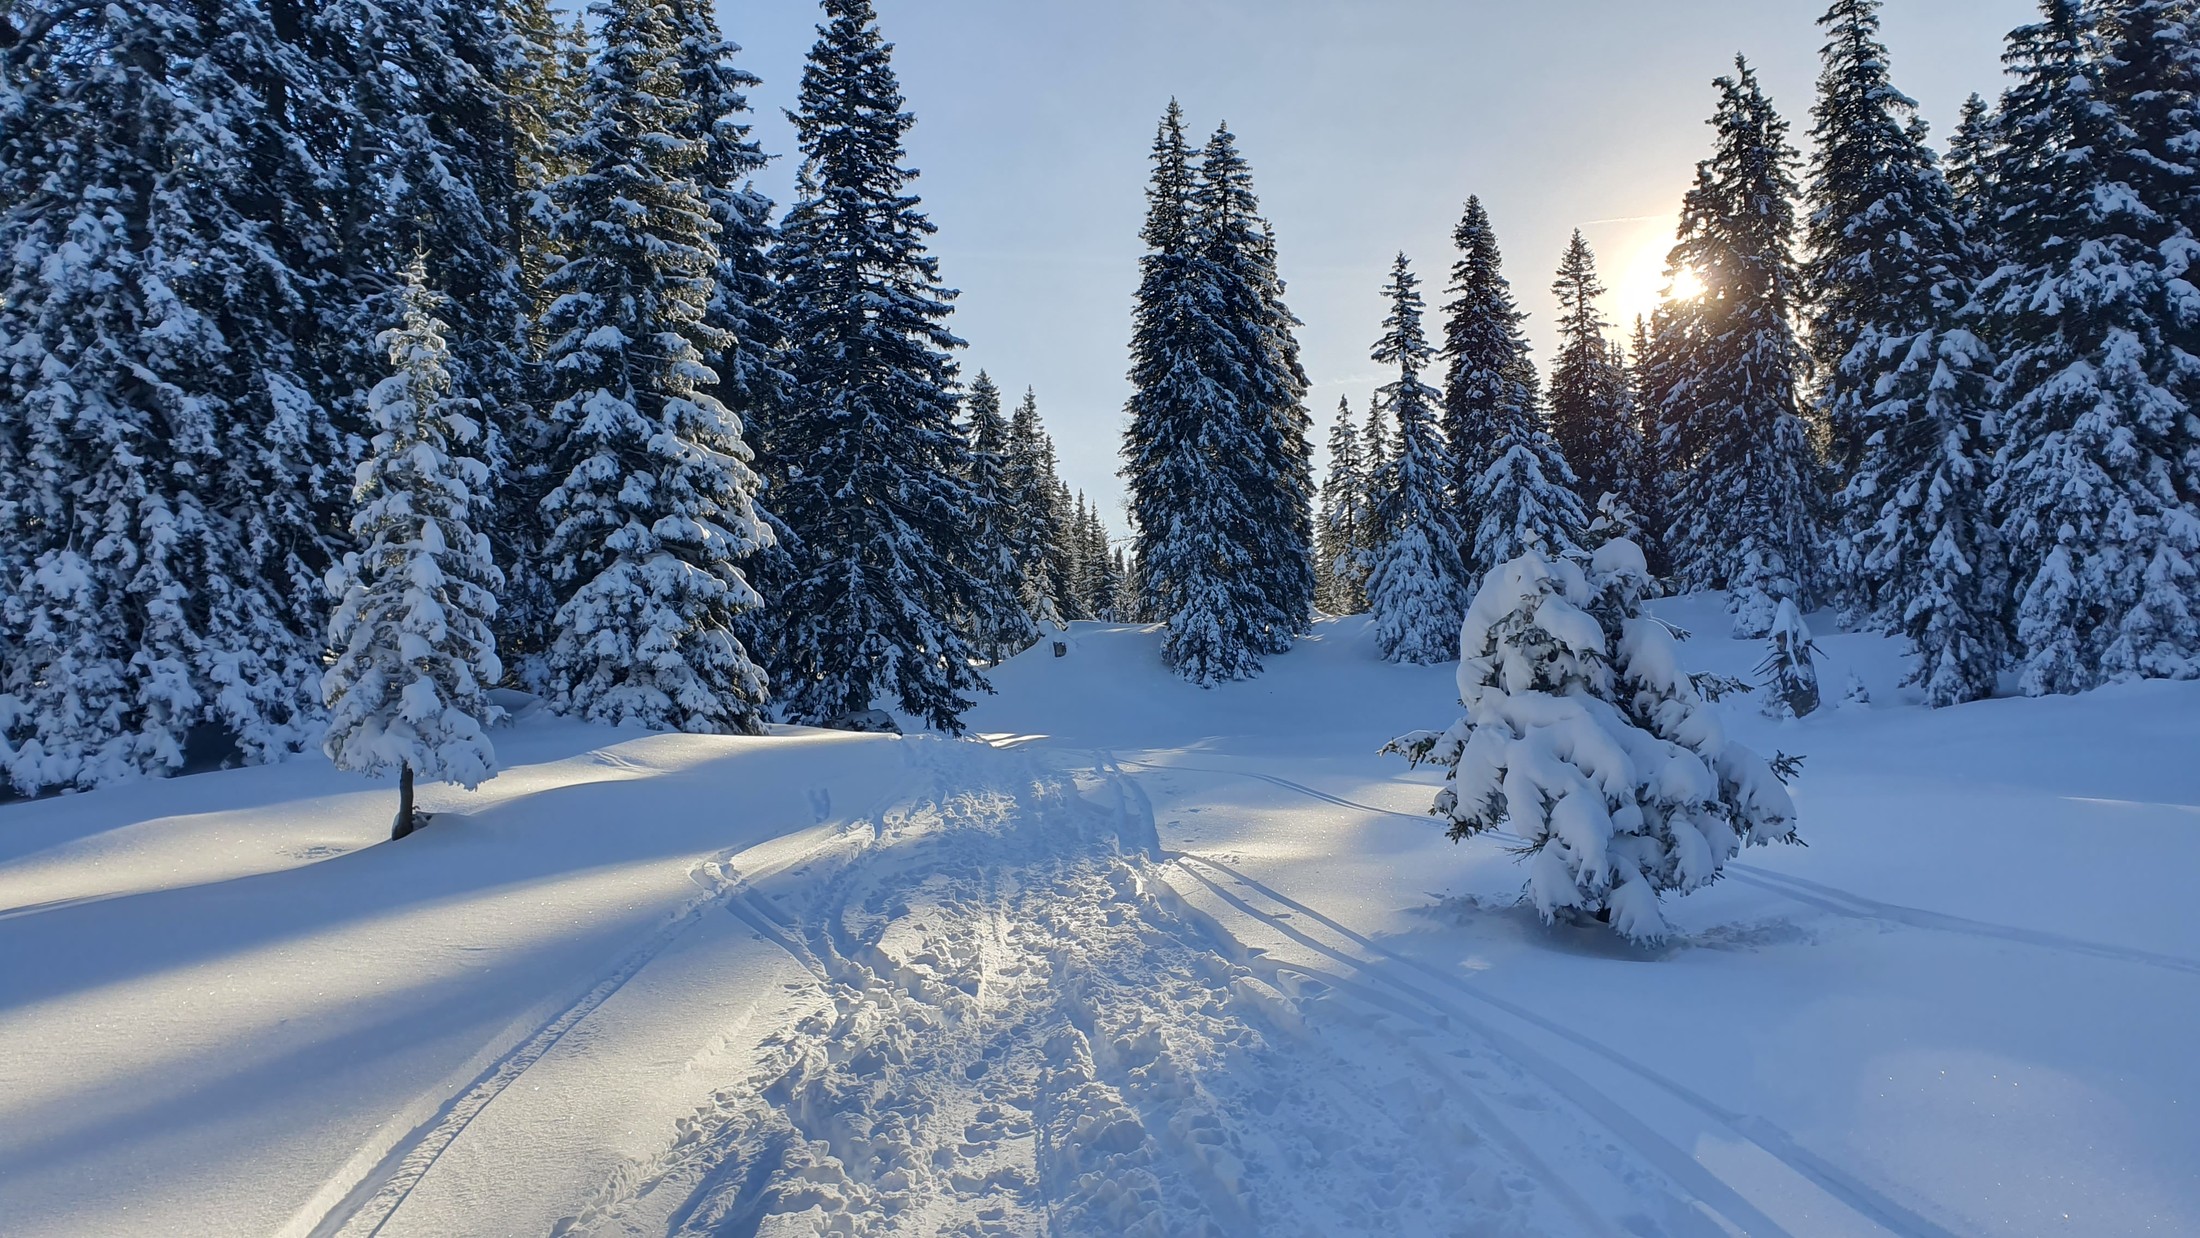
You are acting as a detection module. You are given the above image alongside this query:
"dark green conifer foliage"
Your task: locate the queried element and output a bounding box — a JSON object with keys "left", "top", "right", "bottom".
{"left": 1808, "top": 0, "right": 2006, "bottom": 705}
{"left": 1547, "top": 231, "right": 1640, "bottom": 511}
{"left": 1661, "top": 59, "right": 1827, "bottom": 636}
{"left": 1441, "top": 199, "right": 1585, "bottom": 578}
{"left": 769, "top": 0, "right": 992, "bottom": 729}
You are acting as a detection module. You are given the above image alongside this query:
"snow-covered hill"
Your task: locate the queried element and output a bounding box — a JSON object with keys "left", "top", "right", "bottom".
{"left": 2, "top": 607, "right": 2195, "bottom": 1236}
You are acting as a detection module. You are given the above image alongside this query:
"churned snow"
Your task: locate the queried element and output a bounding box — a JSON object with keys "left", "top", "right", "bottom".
{"left": 1, "top": 601, "right": 2196, "bottom": 1236}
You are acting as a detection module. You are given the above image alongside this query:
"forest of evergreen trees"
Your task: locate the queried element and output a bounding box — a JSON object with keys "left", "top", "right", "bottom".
{"left": 0, "top": 0, "right": 1115, "bottom": 798}
{"left": 1, "top": 0, "right": 2195, "bottom": 801}
{"left": 1289, "top": 0, "right": 2200, "bottom": 709}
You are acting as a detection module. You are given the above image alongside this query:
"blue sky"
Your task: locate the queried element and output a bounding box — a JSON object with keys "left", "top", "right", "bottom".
{"left": 716, "top": 0, "right": 2038, "bottom": 529}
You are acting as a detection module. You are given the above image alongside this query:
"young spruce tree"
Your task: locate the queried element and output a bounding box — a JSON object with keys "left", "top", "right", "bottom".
{"left": 1394, "top": 540, "right": 1800, "bottom": 943}
{"left": 323, "top": 271, "right": 504, "bottom": 838}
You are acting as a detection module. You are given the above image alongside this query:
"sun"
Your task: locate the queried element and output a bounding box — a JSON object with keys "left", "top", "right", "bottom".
{"left": 1666, "top": 266, "right": 1707, "bottom": 302}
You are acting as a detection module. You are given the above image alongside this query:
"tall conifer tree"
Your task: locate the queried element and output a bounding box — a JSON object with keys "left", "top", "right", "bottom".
{"left": 1547, "top": 231, "right": 1640, "bottom": 510}
{"left": 1366, "top": 255, "right": 1471, "bottom": 663}
{"left": 1661, "top": 59, "right": 1827, "bottom": 636}
{"left": 535, "top": 0, "right": 773, "bottom": 732}
{"left": 770, "top": 0, "right": 993, "bottom": 728}
{"left": 961, "top": 373, "right": 1038, "bottom": 661}
{"left": 1809, "top": 0, "right": 2007, "bottom": 704}
{"left": 1195, "top": 124, "right": 1316, "bottom": 651}
{"left": 1316, "top": 397, "right": 1371, "bottom": 614}
{"left": 1945, "top": 94, "right": 2001, "bottom": 250}
{"left": 1986, "top": 0, "right": 2200, "bottom": 690}
{"left": 0, "top": 0, "right": 335, "bottom": 792}
{"left": 1443, "top": 199, "right": 1586, "bottom": 578}
{"left": 1122, "top": 104, "right": 1281, "bottom": 683}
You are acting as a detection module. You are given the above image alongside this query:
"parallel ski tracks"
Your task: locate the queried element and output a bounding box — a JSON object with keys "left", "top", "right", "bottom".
{"left": 1120, "top": 755, "right": 2200, "bottom": 978}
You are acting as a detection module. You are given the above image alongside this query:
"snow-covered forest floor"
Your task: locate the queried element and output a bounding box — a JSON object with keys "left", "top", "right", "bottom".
{"left": 2, "top": 601, "right": 2195, "bottom": 1238}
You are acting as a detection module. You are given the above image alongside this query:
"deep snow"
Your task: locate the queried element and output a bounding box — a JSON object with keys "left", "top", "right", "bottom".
{"left": 1, "top": 603, "right": 2195, "bottom": 1236}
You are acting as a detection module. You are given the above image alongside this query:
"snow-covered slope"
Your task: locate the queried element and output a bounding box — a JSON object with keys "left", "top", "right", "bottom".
{"left": 2, "top": 607, "right": 2196, "bottom": 1236}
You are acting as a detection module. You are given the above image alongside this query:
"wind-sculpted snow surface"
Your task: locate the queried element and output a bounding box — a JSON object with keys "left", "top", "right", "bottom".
{"left": 554, "top": 741, "right": 1612, "bottom": 1236}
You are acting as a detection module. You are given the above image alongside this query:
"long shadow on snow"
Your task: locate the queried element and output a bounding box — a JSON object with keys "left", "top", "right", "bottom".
{"left": 0, "top": 736, "right": 911, "bottom": 1016}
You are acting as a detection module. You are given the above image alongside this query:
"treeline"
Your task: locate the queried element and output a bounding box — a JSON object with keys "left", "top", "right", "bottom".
{"left": 1213, "top": 0, "right": 2198, "bottom": 706}
{"left": 0, "top": 0, "right": 1107, "bottom": 797}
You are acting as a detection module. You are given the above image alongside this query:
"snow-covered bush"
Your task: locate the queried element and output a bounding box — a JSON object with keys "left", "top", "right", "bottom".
{"left": 1392, "top": 541, "right": 1799, "bottom": 943}
{"left": 1756, "top": 598, "right": 1822, "bottom": 719}
{"left": 323, "top": 276, "right": 504, "bottom": 836}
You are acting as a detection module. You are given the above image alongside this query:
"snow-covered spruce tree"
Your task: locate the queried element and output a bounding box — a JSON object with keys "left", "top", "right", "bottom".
{"left": 2098, "top": 0, "right": 2200, "bottom": 517}
{"left": 1356, "top": 394, "right": 1395, "bottom": 567}
{"left": 1443, "top": 198, "right": 1587, "bottom": 580}
{"left": 1316, "top": 397, "right": 1372, "bottom": 614}
{"left": 324, "top": 272, "right": 504, "bottom": 839}
{"left": 1807, "top": 0, "right": 1930, "bottom": 485}
{"left": 1756, "top": 597, "right": 1824, "bottom": 719}
{"left": 660, "top": 1, "right": 807, "bottom": 693}
{"left": 1548, "top": 231, "right": 1642, "bottom": 510}
{"left": 535, "top": 0, "right": 773, "bottom": 733}
{"left": 1121, "top": 103, "right": 1267, "bottom": 683}
{"left": 1394, "top": 541, "right": 1800, "bottom": 943}
{"left": 1365, "top": 256, "right": 1472, "bottom": 664}
{"left": 0, "top": 0, "right": 332, "bottom": 793}
{"left": 1196, "top": 124, "right": 1317, "bottom": 653}
{"left": 1985, "top": 0, "right": 2200, "bottom": 691}
{"left": 1662, "top": 60, "right": 1829, "bottom": 636}
{"left": 505, "top": 0, "right": 590, "bottom": 324}
{"left": 960, "top": 373, "right": 1041, "bottom": 661}
{"left": 770, "top": 0, "right": 995, "bottom": 728}
{"left": 1808, "top": 0, "right": 2006, "bottom": 705}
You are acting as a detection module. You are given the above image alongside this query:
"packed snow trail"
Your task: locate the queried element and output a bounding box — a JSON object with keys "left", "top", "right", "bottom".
{"left": 546, "top": 738, "right": 1717, "bottom": 1238}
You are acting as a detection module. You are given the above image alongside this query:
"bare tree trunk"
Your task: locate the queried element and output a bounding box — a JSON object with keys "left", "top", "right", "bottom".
{"left": 392, "top": 762, "right": 417, "bottom": 840}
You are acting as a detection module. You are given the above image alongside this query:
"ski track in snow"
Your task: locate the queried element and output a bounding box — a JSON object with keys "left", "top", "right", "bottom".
{"left": 1117, "top": 756, "right": 2200, "bottom": 979}
{"left": 306, "top": 846, "right": 767, "bottom": 1238}
{"left": 541, "top": 740, "right": 1717, "bottom": 1238}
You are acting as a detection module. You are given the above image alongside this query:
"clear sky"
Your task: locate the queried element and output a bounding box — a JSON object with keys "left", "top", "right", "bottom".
{"left": 716, "top": 0, "right": 2040, "bottom": 532}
